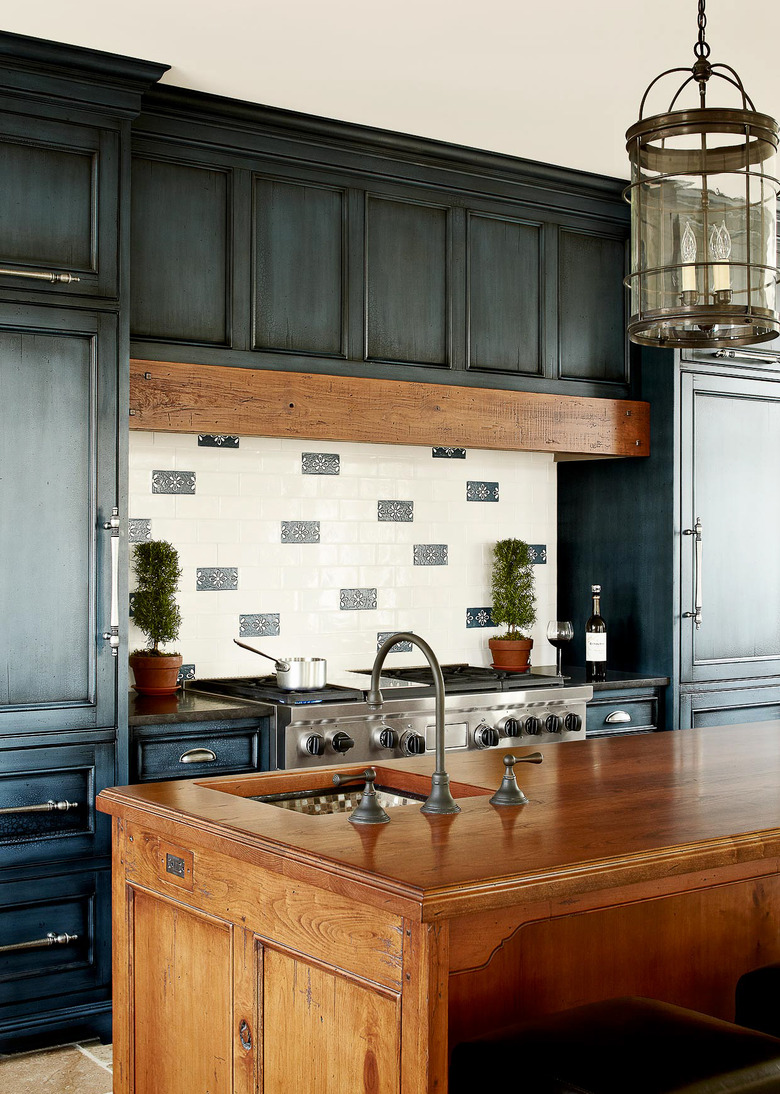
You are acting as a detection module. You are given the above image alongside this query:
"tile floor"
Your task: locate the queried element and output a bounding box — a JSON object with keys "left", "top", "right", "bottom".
{"left": 0, "top": 1040, "right": 112, "bottom": 1093}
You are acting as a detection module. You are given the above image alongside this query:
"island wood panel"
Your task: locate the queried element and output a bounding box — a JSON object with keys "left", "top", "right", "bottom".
{"left": 447, "top": 871, "right": 780, "bottom": 1052}
{"left": 262, "top": 945, "right": 401, "bottom": 1094}
{"left": 124, "top": 822, "right": 405, "bottom": 990}
{"left": 130, "top": 887, "right": 233, "bottom": 1094}
{"left": 129, "top": 358, "right": 650, "bottom": 457}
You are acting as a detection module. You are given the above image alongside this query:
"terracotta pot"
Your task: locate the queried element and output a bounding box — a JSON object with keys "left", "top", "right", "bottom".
{"left": 488, "top": 637, "right": 533, "bottom": 672}
{"left": 130, "top": 652, "right": 183, "bottom": 695}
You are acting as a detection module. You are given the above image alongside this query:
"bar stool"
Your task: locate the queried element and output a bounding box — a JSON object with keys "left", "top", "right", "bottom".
{"left": 736, "top": 963, "right": 780, "bottom": 1038}
{"left": 449, "top": 996, "right": 780, "bottom": 1094}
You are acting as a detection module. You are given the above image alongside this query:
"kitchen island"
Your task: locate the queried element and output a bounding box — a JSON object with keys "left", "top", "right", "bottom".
{"left": 97, "top": 723, "right": 780, "bottom": 1094}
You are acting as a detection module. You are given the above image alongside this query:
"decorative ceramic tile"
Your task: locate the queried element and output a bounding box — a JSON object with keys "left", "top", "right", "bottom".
{"left": 529, "top": 544, "right": 547, "bottom": 564}
{"left": 177, "top": 663, "right": 196, "bottom": 683}
{"left": 302, "top": 452, "right": 340, "bottom": 475}
{"left": 466, "top": 480, "right": 499, "bottom": 502}
{"left": 281, "top": 520, "right": 320, "bottom": 544}
{"left": 240, "top": 613, "right": 281, "bottom": 637}
{"left": 466, "top": 607, "right": 495, "bottom": 628}
{"left": 129, "top": 592, "right": 136, "bottom": 619}
{"left": 152, "top": 470, "right": 196, "bottom": 494}
{"left": 128, "top": 518, "right": 152, "bottom": 542}
{"left": 196, "top": 566, "right": 238, "bottom": 591}
{"left": 413, "top": 544, "right": 448, "bottom": 566}
{"left": 340, "top": 588, "right": 377, "bottom": 610}
{"left": 198, "top": 434, "right": 239, "bottom": 448}
{"left": 432, "top": 447, "right": 466, "bottom": 459}
{"left": 377, "top": 632, "right": 413, "bottom": 652}
{"left": 377, "top": 500, "right": 414, "bottom": 522}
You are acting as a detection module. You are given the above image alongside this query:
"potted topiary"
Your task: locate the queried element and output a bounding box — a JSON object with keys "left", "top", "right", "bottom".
{"left": 129, "top": 540, "right": 183, "bottom": 695}
{"left": 488, "top": 538, "right": 537, "bottom": 671}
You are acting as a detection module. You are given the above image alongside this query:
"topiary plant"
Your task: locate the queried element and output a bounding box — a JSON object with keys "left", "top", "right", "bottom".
{"left": 131, "top": 540, "right": 182, "bottom": 656}
{"left": 491, "top": 538, "right": 537, "bottom": 639}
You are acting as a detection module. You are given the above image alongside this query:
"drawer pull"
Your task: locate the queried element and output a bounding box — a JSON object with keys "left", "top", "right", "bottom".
{"left": 605, "top": 711, "right": 632, "bottom": 724}
{"left": 179, "top": 748, "right": 217, "bottom": 764}
{"left": 0, "top": 799, "right": 79, "bottom": 816}
{"left": 0, "top": 931, "right": 79, "bottom": 954}
{"left": 0, "top": 266, "right": 80, "bottom": 284}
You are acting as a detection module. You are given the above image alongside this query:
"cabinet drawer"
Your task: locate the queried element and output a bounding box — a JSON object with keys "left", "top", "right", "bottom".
{"left": 0, "top": 741, "right": 113, "bottom": 868}
{"left": 0, "top": 866, "right": 111, "bottom": 1017}
{"left": 587, "top": 695, "right": 658, "bottom": 737}
{"left": 133, "top": 720, "right": 269, "bottom": 781}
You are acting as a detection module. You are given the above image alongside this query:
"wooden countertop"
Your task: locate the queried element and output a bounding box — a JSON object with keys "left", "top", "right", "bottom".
{"left": 97, "top": 723, "right": 780, "bottom": 919}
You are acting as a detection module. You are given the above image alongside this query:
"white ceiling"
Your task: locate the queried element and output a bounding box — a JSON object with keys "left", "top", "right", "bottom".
{"left": 3, "top": 0, "right": 779, "bottom": 180}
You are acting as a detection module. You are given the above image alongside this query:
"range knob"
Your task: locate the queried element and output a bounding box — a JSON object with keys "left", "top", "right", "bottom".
{"left": 378, "top": 727, "right": 398, "bottom": 749}
{"left": 501, "top": 717, "right": 523, "bottom": 738}
{"left": 564, "top": 712, "right": 583, "bottom": 733}
{"left": 474, "top": 723, "right": 500, "bottom": 749}
{"left": 400, "top": 730, "right": 426, "bottom": 757}
{"left": 545, "top": 714, "right": 562, "bottom": 734}
{"left": 331, "top": 731, "right": 355, "bottom": 754}
{"left": 524, "top": 716, "right": 542, "bottom": 736}
{"left": 303, "top": 734, "right": 324, "bottom": 756}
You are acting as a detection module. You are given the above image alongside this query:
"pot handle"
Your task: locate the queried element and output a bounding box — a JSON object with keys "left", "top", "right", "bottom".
{"left": 233, "top": 638, "right": 290, "bottom": 672}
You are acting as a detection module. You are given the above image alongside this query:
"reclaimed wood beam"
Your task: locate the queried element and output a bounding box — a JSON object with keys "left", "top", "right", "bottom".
{"left": 130, "top": 360, "right": 650, "bottom": 458}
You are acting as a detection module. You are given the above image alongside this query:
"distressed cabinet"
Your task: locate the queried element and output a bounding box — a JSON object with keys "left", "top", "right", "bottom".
{"left": 130, "top": 89, "right": 630, "bottom": 397}
{"left": 558, "top": 352, "right": 780, "bottom": 729}
{"left": 0, "top": 32, "right": 166, "bottom": 1051}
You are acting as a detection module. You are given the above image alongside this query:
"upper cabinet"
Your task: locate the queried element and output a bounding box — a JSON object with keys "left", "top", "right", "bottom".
{"left": 130, "top": 89, "right": 631, "bottom": 398}
{"left": 0, "top": 110, "right": 119, "bottom": 299}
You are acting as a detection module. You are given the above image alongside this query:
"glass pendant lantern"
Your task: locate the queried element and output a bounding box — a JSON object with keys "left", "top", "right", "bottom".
{"left": 625, "top": 0, "right": 780, "bottom": 348}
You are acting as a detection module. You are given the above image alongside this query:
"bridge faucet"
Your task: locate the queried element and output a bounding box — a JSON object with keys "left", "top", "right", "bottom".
{"left": 366, "top": 632, "right": 460, "bottom": 815}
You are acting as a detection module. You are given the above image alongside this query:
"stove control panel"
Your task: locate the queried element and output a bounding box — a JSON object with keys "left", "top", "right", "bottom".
{"left": 285, "top": 685, "right": 591, "bottom": 769}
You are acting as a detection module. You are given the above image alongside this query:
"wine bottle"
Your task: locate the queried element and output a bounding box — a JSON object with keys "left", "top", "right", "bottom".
{"left": 585, "top": 584, "right": 607, "bottom": 682}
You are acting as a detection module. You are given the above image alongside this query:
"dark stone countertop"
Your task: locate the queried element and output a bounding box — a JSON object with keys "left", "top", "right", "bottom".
{"left": 128, "top": 688, "right": 274, "bottom": 726}
{"left": 563, "top": 668, "right": 670, "bottom": 691}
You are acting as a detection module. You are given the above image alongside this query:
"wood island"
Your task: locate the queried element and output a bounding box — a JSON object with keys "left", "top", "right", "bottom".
{"left": 97, "top": 724, "right": 780, "bottom": 1094}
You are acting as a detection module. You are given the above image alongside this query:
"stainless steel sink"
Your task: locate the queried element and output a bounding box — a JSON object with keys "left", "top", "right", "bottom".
{"left": 249, "top": 783, "right": 426, "bottom": 816}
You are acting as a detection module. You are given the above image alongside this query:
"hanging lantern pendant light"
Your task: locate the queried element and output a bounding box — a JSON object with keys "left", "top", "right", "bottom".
{"left": 625, "top": 0, "right": 780, "bottom": 348}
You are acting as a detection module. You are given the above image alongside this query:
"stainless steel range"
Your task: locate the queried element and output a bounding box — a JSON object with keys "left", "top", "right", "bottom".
{"left": 191, "top": 663, "right": 592, "bottom": 770}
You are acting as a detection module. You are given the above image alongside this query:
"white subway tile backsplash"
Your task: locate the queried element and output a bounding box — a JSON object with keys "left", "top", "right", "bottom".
{"left": 129, "top": 432, "right": 559, "bottom": 676}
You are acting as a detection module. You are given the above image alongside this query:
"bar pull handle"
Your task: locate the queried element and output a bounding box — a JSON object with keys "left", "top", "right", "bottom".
{"left": 179, "top": 748, "right": 217, "bottom": 764}
{"left": 0, "top": 266, "right": 80, "bottom": 284}
{"left": 0, "top": 799, "right": 79, "bottom": 816}
{"left": 0, "top": 931, "right": 79, "bottom": 954}
{"left": 605, "top": 710, "right": 632, "bottom": 724}
{"left": 682, "top": 517, "right": 703, "bottom": 628}
{"left": 714, "top": 349, "right": 779, "bottom": 365}
{"left": 102, "top": 507, "right": 120, "bottom": 656}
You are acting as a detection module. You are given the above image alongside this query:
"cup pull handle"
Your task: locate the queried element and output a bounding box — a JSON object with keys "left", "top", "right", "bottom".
{"left": 605, "top": 711, "right": 632, "bottom": 724}
{"left": 179, "top": 749, "right": 217, "bottom": 764}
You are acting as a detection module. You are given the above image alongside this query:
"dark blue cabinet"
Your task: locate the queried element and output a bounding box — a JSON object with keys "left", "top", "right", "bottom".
{"left": 0, "top": 31, "right": 166, "bottom": 1052}
{"left": 130, "top": 90, "right": 631, "bottom": 398}
{"left": 558, "top": 349, "right": 780, "bottom": 729}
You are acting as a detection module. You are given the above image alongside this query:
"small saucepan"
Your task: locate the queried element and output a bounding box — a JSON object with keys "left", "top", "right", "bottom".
{"left": 233, "top": 638, "right": 327, "bottom": 690}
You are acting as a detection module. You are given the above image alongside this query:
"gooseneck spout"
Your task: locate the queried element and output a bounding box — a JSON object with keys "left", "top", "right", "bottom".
{"left": 367, "top": 632, "right": 461, "bottom": 815}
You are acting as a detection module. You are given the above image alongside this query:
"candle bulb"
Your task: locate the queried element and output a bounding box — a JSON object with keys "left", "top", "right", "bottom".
{"left": 681, "top": 219, "right": 697, "bottom": 294}
{"left": 710, "top": 221, "right": 731, "bottom": 294}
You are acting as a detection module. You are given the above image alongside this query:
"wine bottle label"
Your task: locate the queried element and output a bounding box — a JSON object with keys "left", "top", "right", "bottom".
{"left": 585, "top": 633, "right": 607, "bottom": 662}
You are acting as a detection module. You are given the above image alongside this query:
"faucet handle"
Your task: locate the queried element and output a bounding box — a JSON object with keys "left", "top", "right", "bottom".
{"left": 489, "top": 752, "right": 543, "bottom": 807}
{"left": 335, "top": 768, "right": 391, "bottom": 825}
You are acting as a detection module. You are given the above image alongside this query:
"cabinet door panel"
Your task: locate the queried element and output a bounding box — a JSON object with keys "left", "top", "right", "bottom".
{"left": 0, "top": 307, "right": 117, "bottom": 731}
{"left": 558, "top": 229, "right": 627, "bottom": 384}
{"left": 0, "top": 113, "right": 118, "bottom": 297}
{"left": 467, "top": 211, "right": 542, "bottom": 375}
{"left": 680, "top": 684, "right": 780, "bottom": 728}
{"left": 263, "top": 946, "right": 400, "bottom": 1094}
{"left": 365, "top": 194, "right": 450, "bottom": 366}
{"left": 253, "top": 176, "right": 346, "bottom": 356}
{"left": 130, "top": 157, "right": 231, "bottom": 344}
{"left": 131, "top": 890, "right": 233, "bottom": 1094}
{"left": 681, "top": 372, "right": 780, "bottom": 682}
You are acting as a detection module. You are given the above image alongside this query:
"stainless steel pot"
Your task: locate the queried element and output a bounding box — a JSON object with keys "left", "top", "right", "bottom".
{"left": 233, "top": 639, "right": 327, "bottom": 690}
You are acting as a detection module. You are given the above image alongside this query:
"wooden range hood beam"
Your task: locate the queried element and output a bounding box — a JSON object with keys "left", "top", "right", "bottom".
{"left": 129, "top": 360, "right": 650, "bottom": 458}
